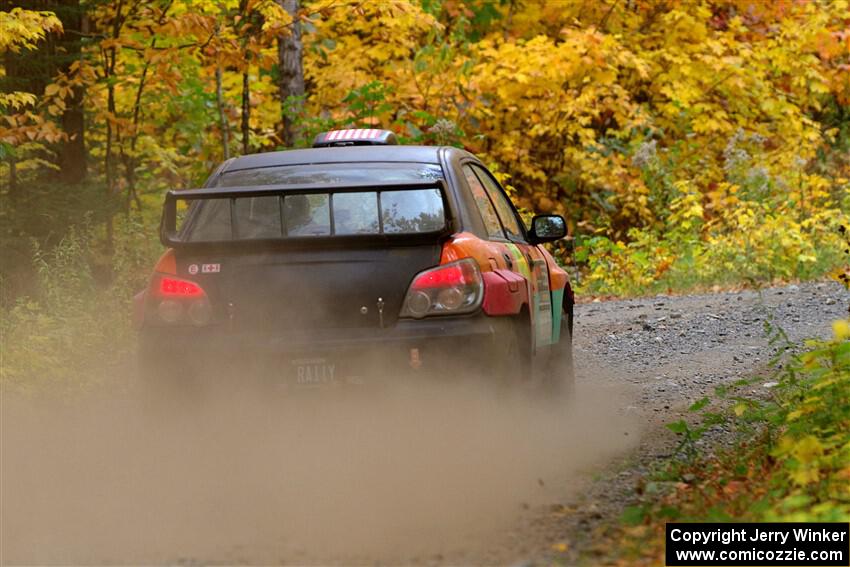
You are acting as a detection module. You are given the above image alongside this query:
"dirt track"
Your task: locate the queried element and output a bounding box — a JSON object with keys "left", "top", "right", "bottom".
{"left": 2, "top": 282, "right": 848, "bottom": 566}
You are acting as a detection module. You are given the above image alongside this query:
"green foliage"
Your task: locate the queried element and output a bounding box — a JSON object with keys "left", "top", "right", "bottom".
{"left": 574, "top": 169, "right": 849, "bottom": 296}
{"left": 769, "top": 324, "right": 850, "bottom": 517}
{"left": 0, "top": 217, "right": 160, "bottom": 395}
{"left": 608, "top": 316, "right": 850, "bottom": 564}
{"left": 289, "top": 81, "right": 396, "bottom": 147}
{"left": 341, "top": 81, "right": 395, "bottom": 123}
{"left": 0, "top": 181, "right": 124, "bottom": 301}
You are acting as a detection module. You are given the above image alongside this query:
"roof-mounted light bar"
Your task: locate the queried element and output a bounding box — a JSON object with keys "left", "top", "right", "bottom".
{"left": 312, "top": 128, "right": 398, "bottom": 148}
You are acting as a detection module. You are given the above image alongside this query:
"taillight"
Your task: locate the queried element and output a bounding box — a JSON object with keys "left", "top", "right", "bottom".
{"left": 400, "top": 258, "right": 483, "bottom": 319}
{"left": 159, "top": 277, "right": 204, "bottom": 297}
{"left": 149, "top": 274, "right": 212, "bottom": 326}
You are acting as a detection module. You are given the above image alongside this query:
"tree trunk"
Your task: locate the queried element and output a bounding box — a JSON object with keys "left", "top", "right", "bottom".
{"left": 237, "top": 0, "right": 252, "bottom": 155}
{"left": 57, "top": 0, "right": 87, "bottom": 184}
{"left": 277, "top": 0, "right": 304, "bottom": 147}
{"left": 60, "top": 84, "right": 87, "bottom": 184}
{"left": 215, "top": 63, "right": 230, "bottom": 160}
{"left": 241, "top": 70, "right": 250, "bottom": 155}
{"left": 3, "top": 48, "right": 22, "bottom": 202}
{"left": 8, "top": 155, "right": 18, "bottom": 203}
{"left": 104, "top": 0, "right": 125, "bottom": 253}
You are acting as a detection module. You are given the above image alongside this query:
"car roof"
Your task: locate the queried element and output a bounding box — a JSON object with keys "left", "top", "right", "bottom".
{"left": 220, "top": 145, "right": 450, "bottom": 173}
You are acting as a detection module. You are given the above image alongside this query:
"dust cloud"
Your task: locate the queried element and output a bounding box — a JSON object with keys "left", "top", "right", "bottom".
{"left": 2, "top": 363, "right": 636, "bottom": 565}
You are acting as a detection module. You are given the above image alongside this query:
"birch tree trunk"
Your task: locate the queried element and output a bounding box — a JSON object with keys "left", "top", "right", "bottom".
{"left": 277, "top": 0, "right": 304, "bottom": 147}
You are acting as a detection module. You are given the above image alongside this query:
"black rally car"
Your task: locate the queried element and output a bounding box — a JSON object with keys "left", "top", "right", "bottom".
{"left": 135, "top": 129, "right": 574, "bottom": 391}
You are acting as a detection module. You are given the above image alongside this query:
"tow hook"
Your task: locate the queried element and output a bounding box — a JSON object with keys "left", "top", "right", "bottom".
{"left": 409, "top": 347, "right": 422, "bottom": 370}
{"left": 227, "top": 301, "right": 235, "bottom": 330}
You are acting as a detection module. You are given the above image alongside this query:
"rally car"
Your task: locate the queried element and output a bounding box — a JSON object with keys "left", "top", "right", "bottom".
{"left": 135, "top": 129, "right": 574, "bottom": 393}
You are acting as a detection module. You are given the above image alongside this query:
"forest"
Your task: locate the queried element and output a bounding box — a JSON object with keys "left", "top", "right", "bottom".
{"left": 3, "top": 0, "right": 849, "bottom": 299}
{"left": 2, "top": 1, "right": 850, "bottom": 564}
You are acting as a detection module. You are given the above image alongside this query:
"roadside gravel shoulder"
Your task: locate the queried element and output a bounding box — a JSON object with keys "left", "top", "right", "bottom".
{"left": 529, "top": 281, "right": 849, "bottom": 565}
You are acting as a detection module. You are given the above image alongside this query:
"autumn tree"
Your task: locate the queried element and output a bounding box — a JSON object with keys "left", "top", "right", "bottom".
{"left": 2, "top": 0, "right": 848, "bottom": 290}
{"left": 0, "top": 6, "right": 63, "bottom": 199}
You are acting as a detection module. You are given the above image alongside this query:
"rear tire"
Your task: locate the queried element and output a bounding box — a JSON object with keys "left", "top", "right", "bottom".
{"left": 492, "top": 316, "right": 532, "bottom": 387}
{"left": 136, "top": 333, "right": 203, "bottom": 407}
{"left": 542, "top": 308, "right": 575, "bottom": 399}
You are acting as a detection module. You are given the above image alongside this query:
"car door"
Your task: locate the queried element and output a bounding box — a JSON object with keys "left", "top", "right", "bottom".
{"left": 461, "top": 163, "right": 554, "bottom": 352}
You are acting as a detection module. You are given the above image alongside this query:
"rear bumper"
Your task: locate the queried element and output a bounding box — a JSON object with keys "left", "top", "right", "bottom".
{"left": 139, "top": 313, "right": 508, "bottom": 370}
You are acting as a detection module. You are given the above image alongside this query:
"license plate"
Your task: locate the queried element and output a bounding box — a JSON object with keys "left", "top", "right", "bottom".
{"left": 291, "top": 357, "right": 337, "bottom": 386}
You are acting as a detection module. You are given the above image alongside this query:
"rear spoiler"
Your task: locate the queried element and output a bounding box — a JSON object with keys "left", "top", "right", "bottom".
{"left": 160, "top": 179, "right": 452, "bottom": 248}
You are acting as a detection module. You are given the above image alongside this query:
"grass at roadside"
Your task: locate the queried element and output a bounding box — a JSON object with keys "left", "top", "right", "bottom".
{"left": 0, "top": 217, "right": 160, "bottom": 395}
{"left": 593, "top": 315, "right": 850, "bottom": 566}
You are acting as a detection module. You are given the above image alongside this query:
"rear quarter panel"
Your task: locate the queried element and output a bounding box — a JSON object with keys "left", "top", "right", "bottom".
{"left": 440, "top": 232, "right": 533, "bottom": 322}
{"left": 542, "top": 247, "right": 572, "bottom": 342}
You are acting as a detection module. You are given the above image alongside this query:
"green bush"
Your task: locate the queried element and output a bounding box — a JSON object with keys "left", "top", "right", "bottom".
{"left": 0, "top": 217, "right": 160, "bottom": 395}
{"left": 574, "top": 206, "right": 848, "bottom": 296}
{"left": 608, "top": 316, "right": 850, "bottom": 564}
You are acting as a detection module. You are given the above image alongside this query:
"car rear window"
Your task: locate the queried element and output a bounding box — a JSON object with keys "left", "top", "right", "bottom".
{"left": 182, "top": 163, "right": 446, "bottom": 241}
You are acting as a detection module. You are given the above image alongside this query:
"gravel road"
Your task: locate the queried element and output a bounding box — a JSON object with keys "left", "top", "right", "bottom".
{"left": 508, "top": 280, "right": 850, "bottom": 565}
{"left": 4, "top": 282, "right": 847, "bottom": 566}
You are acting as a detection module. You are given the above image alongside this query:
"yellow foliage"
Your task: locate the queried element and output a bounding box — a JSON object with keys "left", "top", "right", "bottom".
{"left": 834, "top": 320, "right": 850, "bottom": 341}
{"left": 305, "top": 0, "right": 440, "bottom": 118}
{"left": 0, "top": 8, "right": 61, "bottom": 54}
{"left": 2, "top": 0, "right": 848, "bottom": 295}
{"left": 294, "top": 0, "right": 850, "bottom": 244}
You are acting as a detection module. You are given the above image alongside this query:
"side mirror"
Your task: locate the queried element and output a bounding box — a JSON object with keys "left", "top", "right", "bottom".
{"left": 529, "top": 214, "right": 567, "bottom": 244}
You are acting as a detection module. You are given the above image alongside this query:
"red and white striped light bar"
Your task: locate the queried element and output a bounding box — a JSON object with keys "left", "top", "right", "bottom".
{"left": 313, "top": 128, "right": 398, "bottom": 147}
